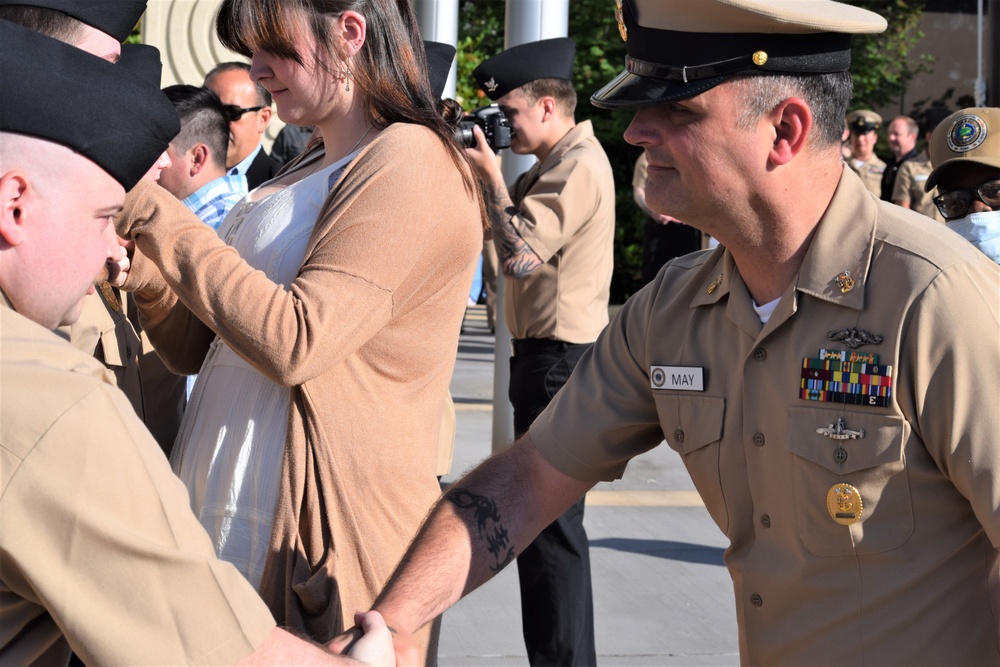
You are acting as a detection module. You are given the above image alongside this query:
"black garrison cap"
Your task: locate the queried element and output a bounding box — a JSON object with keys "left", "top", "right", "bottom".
{"left": 0, "top": 19, "right": 179, "bottom": 190}
{"left": 591, "top": 0, "right": 886, "bottom": 109}
{"left": 473, "top": 37, "right": 575, "bottom": 101}
{"left": 0, "top": 0, "right": 146, "bottom": 42}
{"left": 119, "top": 43, "right": 162, "bottom": 88}
{"left": 424, "top": 40, "right": 457, "bottom": 100}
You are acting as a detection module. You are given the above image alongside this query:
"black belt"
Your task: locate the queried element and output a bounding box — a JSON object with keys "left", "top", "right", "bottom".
{"left": 510, "top": 338, "right": 588, "bottom": 356}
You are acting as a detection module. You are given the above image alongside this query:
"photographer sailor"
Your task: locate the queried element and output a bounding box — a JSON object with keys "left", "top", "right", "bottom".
{"left": 461, "top": 37, "right": 615, "bottom": 667}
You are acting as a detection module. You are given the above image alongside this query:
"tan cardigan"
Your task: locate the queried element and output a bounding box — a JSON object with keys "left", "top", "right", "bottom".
{"left": 116, "top": 123, "right": 483, "bottom": 651}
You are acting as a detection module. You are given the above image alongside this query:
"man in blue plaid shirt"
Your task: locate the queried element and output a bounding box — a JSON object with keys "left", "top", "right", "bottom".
{"left": 160, "top": 85, "right": 247, "bottom": 232}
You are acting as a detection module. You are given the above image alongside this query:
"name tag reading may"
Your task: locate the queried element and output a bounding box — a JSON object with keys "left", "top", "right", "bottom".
{"left": 650, "top": 366, "right": 704, "bottom": 391}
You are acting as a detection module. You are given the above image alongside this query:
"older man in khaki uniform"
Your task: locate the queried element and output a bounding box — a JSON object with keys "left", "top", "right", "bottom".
{"left": 465, "top": 38, "right": 615, "bottom": 667}
{"left": 845, "top": 109, "right": 885, "bottom": 195}
{"left": 366, "top": 1, "right": 1000, "bottom": 665}
{"left": 0, "top": 21, "right": 394, "bottom": 666}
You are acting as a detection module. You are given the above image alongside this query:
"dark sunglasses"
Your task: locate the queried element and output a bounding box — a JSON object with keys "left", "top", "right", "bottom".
{"left": 933, "top": 179, "right": 1000, "bottom": 220}
{"left": 223, "top": 104, "right": 264, "bottom": 121}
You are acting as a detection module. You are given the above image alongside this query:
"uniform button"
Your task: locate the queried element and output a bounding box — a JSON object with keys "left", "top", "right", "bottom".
{"left": 753, "top": 348, "right": 767, "bottom": 362}
{"left": 751, "top": 593, "right": 763, "bottom": 607}
{"left": 760, "top": 514, "right": 771, "bottom": 528}
{"left": 834, "top": 447, "right": 848, "bottom": 463}
{"left": 753, "top": 432, "right": 765, "bottom": 447}
{"left": 674, "top": 429, "right": 685, "bottom": 443}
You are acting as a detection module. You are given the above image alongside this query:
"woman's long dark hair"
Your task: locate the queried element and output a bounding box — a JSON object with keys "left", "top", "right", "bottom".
{"left": 216, "top": 0, "right": 487, "bottom": 228}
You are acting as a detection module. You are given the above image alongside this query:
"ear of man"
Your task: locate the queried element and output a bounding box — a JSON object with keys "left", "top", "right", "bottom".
{"left": 0, "top": 172, "right": 32, "bottom": 247}
{"left": 190, "top": 143, "right": 210, "bottom": 176}
{"left": 769, "top": 97, "right": 813, "bottom": 167}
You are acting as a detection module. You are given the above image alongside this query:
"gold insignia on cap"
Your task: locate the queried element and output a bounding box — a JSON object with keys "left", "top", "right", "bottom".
{"left": 706, "top": 274, "right": 723, "bottom": 294}
{"left": 752, "top": 50, "right": 768, "bottom": 67}
{"left": 483, "top": 77, "right": 499, "bottom": 93}
{"left": 615, "top": 0, "right": 627, "bottom": 42}
{"left": 835, "top": 271, "right": 855, "bottom": 293}
{"left": 827, "top": 483, "right": 863, "bottom": 526}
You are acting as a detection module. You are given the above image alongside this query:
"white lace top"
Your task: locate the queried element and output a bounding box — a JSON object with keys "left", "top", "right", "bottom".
{"left": 171, "top": 152, "right": 354, "bottom": 589}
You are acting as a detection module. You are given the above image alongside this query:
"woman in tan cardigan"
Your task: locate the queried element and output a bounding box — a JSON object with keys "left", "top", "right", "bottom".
{"left": 114, "top": 0, "right": 485, "bottom": 660}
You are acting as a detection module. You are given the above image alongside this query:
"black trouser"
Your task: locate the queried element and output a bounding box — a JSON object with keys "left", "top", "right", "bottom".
{"left": 509, "top": 338, "right": 597, "bottom": 667}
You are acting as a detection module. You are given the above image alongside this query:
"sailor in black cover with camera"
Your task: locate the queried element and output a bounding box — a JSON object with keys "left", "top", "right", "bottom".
{"left": 464, "top": 37, "right": 615, "bottom": 667}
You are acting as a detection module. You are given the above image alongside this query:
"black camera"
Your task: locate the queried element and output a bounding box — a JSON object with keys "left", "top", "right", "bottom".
{"left": 456, "top": 104, "right": 512, "bottom": 151}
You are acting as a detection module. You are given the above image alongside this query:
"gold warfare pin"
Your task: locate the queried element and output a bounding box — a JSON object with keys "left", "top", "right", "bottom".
{"left": 827, "top": 483, "right": 863, "bottom": 526}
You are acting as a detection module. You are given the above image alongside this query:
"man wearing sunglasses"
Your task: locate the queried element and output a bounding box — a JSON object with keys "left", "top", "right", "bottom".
{"left": 926, "top": 107, "right": 1000, "bottom": 263}
{"left": 205, "top": 61, "right": 278, "bottom": 190}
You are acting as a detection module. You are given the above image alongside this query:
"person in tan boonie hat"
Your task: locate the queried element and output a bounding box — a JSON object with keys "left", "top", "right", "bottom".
{"left": 926, "top": 106, "right": 1000, "bottom": 262}
{"left": 366, "top": 3, "right": 1000, "bottom": 667}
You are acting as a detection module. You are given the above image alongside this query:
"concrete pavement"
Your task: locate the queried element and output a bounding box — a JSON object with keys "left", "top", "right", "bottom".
{"left": 436, "top": 305, "right": 740, "bottom": 666}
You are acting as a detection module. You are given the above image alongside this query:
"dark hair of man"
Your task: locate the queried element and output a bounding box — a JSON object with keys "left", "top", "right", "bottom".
{"left": 204, "top": 60, "right": 273, "bottom": 107}
{"left": 214, "top": 0, "right": 487, "bottom": 227}
{"left": 162, "top": 84, "right": 231, "bottom": 171}
{"left": 519, "top": 78, "right": 577, "bottom": 118}
{"left": 0, "top": 6, "right": 84, "bottom": 43}
{"left": 731, "top": 70, "right": 854, "bottom": 148}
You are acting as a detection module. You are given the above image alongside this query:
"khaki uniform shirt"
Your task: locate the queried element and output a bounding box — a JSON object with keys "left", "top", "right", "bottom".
{"left": 507, "top": 120, "right": 615, "bottom": 343}
{"left": 847, "top": 153, "right": 886, "bottom": 196}
{"left": 60, "top": 288, "right": 144, "bottom": 417}
{"left": 0, "top": 304, "right": 275, "bottom": 665}
{"left": 530, "top": 169, "right": 1000, "bottom": 665}
{"left": 892, "top": 150, "right": 945, "bottom": 222}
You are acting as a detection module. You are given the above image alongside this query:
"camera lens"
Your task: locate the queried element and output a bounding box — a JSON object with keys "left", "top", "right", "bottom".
{"left": 456, "top": 120, "right": 478, "bottom": 148}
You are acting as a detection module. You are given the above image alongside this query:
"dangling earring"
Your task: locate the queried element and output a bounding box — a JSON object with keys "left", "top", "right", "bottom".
{"left": 342, "top": 69, "right": 352, "bottom": 92}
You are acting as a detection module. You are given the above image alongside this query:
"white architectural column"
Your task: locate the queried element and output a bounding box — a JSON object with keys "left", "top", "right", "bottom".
{"left": 489, "top": 0, "right": 571, "bottom": 453}
{"left": 414, "top": 0, "right": 460, "bottom": 99}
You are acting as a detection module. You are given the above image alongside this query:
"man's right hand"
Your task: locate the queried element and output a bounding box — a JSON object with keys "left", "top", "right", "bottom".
{"left": 464, "top": 125, "right": 505, "bottom": 184}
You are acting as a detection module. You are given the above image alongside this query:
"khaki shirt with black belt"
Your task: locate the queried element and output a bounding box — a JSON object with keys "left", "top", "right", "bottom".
{"left": 506, "top": 120, "right": 616, "bottom": 344}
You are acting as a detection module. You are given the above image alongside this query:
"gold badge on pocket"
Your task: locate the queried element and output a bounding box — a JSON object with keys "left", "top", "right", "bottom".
{"left": 827, "top": 483, "right": 863, "bottom": 526}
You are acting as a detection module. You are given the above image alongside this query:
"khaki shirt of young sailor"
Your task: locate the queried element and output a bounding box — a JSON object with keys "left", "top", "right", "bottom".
{"left": 528, "top": 168, "right": 1000, "bottom": 665}
{"left": 506, "top": 120, "right": 616, "bottom": 343}
{"left": 892, "top": 150, "right": 945, "bottom": 222}
{"left": 0, "top": 304, "right": 275, "bottom": 665}
{"left": 847, "top": 153, "right": 886, "bottom": 197}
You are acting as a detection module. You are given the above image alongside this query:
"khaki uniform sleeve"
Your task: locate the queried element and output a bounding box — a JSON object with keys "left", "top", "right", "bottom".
{"left": 511, "top": 149, "right": 605, "bottom": 263}
{"left": 529, "top": 282, "right": 666, "bottom": 480}
{"left": 632, "top": 153, "right": 648, "bottom": 189}
{"left": 892, "top": 160, "right": 915, "bottom": 205}
{"left": 0, "top": 384, "right": 275, "bottom": 665}
{"left": 896, "top": 258, "right": 1000, "bottom": 546}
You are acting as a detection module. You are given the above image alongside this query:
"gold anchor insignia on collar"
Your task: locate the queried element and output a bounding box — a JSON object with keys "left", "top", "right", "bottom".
{"left": 835, "top": 271, "right": 855, "bottom": 293}
{"left": 706, "top": 274, "right": 723, "bottom": 294}
{"left": 615, "top": 0, "right": 628, "bottom": 41}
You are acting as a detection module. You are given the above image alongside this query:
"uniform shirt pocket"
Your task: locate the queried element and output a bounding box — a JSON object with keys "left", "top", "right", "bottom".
{"left": 788, "top": 406, "right": 912, "bottom": 556}
{"left": 654, "top": 394, "right": 728, "bottom": 532}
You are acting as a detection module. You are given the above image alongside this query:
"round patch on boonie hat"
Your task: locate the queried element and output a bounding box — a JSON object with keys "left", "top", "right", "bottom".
{"left": 926, "top": 107, "right": 1000, "bottom": 192}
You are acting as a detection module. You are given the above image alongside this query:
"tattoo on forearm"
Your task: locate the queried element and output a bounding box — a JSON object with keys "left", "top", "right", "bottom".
{"left": 488, "top": 185, "right": 543, "bottom": 279}
{"left": 448, "top": 487, "right": 516, "bottom": 572}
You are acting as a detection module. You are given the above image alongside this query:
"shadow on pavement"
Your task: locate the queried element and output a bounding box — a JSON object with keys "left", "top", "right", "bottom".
{"left": 590, "top": 537, "right": 725, "bottom": 565}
